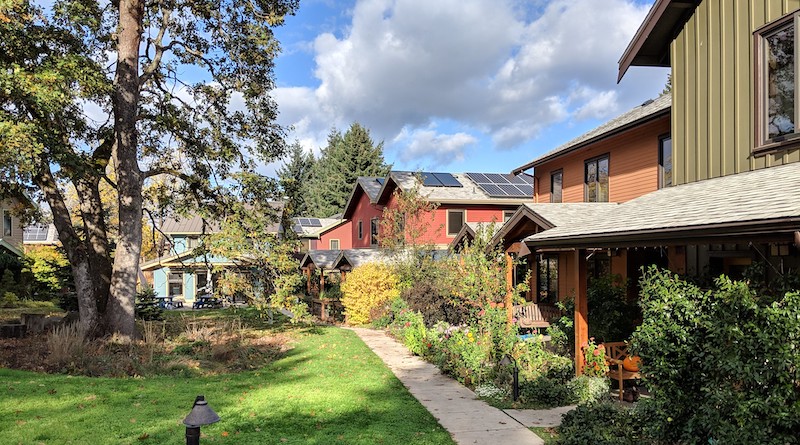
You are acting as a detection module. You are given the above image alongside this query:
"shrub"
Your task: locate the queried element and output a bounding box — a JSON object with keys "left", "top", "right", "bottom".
{"left": 519, "top": 376, "right": 573, "bottom": 408}
{"left": 567, "top": 376, "right": 609, "bottom": 405}
{"left": 341, "top": 263, "right": 399, "bottom": 325}
{"left": 401, "top": 278, "right": 468, "bottom": 326}
{"left": 47, "top": 322, "right": 87, "bottom": 368}
{"left": 581, "top": 338, "right": 608, "bottom": 377}
{"left": 474, "top": 383, "right": 508, "bottom": 403}
{"left": 586, "top": 275, "right": 637, "bottom": 342}
{"left": 0, "top": 291, "right": 19, "bottom": 307}
{"left": 631, "top": 266, "right": 800, "bottom": 444}
{"left": 134, "top": 286, "right": 163, "bottom": 321}
{"left": 556, "top": 400, "right": 642, "bottom": 445}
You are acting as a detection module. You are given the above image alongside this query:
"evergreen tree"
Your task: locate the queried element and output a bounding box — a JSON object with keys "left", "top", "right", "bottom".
{"left": 306, "top": 123, "right": 390, "bottom": 217}
{"left": 278, "top": 142, "right": 315, "bottom": 218}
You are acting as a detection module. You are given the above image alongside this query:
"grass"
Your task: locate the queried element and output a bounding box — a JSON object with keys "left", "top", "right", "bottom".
{"left": 0, "top": 326, "right": 455, "bottom": 445}
{"left": 0, "top": 304, "right": 63, "bottom": 322}
{"left": 530, "top": 426, "right": 559, "bottom": 444}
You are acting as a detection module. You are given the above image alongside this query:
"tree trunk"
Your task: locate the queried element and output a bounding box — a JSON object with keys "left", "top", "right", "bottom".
{"left": 75, "top": 176, "right": 113, "bottom": 313}
{"left": 34, "top": 164, "right": 99, "bottom": 333}
{"left": 105, "top": 0, "right": 144, "bottom": 339}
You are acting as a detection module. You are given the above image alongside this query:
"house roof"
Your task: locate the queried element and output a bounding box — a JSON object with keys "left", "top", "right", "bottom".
{"left": 449, "top": 221, "right": 503, "bottom": 251}
{"left": 23, "top": 223, "right": 59, "bottom": 245}
{"left": 512, "top": 93, "right": 671, "bottom": 173}
{"left": 293, "top": 218, "right": 347, "bottom": 239}
{"left": 0, "top": 239, "right": 23, "bottom": 257}
{"left": 342, "top": 177, "right": 385, "bottom": 219}
{"left": 524, "top": 162, "right": 800, "bottom": 247}
{"left": 140, "top": 250, "right": 238, "bottom": 271}
{"left": 332, "top": 248, "right": 388, "bottom": 270}
{"left": 375, "top": 171, "right": 532, "bottom": 205}
{"left": 618, "top": 0, "right": 700, "bottom": 81}
{"left": 161, "top": 201, "right": 285, "bottom": 235}
{"left": 299, "top": 250, "right": 342, "bottom": 270}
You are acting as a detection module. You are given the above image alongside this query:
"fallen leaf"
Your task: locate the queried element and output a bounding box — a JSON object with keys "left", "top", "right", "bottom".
{"left": 130, "top": 418, "right": 137, "bottom": 423}
{"left": 221, "top": 431, "right": 229, "bottom": 437}
{"left": 138, "top": 432, "right": 150, "bottom": 440}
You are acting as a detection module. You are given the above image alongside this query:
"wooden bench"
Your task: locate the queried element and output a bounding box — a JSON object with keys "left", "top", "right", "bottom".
{"left": 513, "top": 303, "right": 560, "bottom": 331}
{"left": 604, "top": 341, "right": 642, "bottom": 401}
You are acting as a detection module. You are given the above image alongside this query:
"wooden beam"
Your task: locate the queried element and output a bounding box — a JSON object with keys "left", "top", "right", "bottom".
{"left": 574, "top": 249, "right": 588, "bottom": 376}
{"left": 505, "top": 251, "right": 514, "bottom": 325}
{"left": 306, "top": 267, "right": 313, "bottom": 295}
{"left": 320, "top": 270, "right": 325, "bottom": 296}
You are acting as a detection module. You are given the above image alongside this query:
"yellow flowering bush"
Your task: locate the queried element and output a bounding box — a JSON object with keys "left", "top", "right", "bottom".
{"left": 341, "top": 263, "right": 400, "bottom": 325}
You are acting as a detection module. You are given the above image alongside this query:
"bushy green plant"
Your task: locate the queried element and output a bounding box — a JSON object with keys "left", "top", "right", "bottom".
{"left": 519, "top": 376, "right": 573, "bottom": 408}
{"left": 581, "top": 338, "right": 608, "bottom": 377}
{"left": 135, "top": 286, "right": 164, "bottom": 321}
{"left": 631, "top": 266, "right": 800, "bottom": 444}
{"left": 587, "top": 275, "right": 637, "bottom": 342}
{"left": 546, "top": 298, "right": 574, "bottom": 357}
{"left": 567, "top": 376, "right": 609, "bottom": 405}
{"left": 556, "top": 400, "right": 642, "bottom": 445}
{"left": 0, "top": 291, "right": 19, "bottom": 307}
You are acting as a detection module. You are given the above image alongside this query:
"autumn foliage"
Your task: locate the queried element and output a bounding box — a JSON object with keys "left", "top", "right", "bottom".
{"left": 340, "top": 263, "right": 400, "bottom": 325}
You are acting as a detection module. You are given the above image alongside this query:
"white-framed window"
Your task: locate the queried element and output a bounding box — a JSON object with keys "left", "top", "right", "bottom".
{"left": 3, "top": 210, "right": 11, "bottom": 237}
{"left": 755, "top": 12, "right": 800, "bottom": 151}
{"left": 370, "top": 218, "right": 379, "bottom": 246}
{"left": 446, "top": 209, "right": 465, "bottom": 237}
{"left": 503, "top": 210, "right": 515, "bottom": 223}
{"left": 329, "top": 239, "right": 340, "bottom": 250}
{"left": 168, "top": 272, "right": 183, "bottom": 297}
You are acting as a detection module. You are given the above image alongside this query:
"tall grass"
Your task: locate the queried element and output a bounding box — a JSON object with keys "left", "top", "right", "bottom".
{"left": 46, "top": 322, "right": 86, "bottom": 367}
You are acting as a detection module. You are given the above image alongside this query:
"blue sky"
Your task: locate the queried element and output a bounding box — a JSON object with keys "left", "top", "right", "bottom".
{"left": 269, "top": 0, "right": 669, "bottom": 174}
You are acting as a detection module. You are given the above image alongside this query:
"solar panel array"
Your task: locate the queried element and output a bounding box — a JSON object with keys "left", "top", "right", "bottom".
{"left": 23, "top": 224, "right": 50, "bottom": 242}
{"left": 420, "top": 172, "right": 463, "bottom": 188}
{"left": 296, "top": 218, "right": 322, "bottom": 227}
{"left": 465, "top": 173, "right": 534, "bottom": 198}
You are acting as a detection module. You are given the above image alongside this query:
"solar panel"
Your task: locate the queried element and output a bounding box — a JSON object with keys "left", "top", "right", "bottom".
{"left": 497, "top": 184, "right": 523, "bottom": 196}
{"left": 431, "top": 172, "right": 463, "bottom": 187}
{"left": 516, "top": 184, "right": 534, "bottom": 196}
{"left": 465, "top": 172, "right": 534, "bottom": 198}
{"left": 421, "top": 172, "right": 443, "bottom": 187}
{"left": 376, "top": 178, "right": 385, "bottom": 185}
{"left": 308, "top": 218, "right": 322, "bottom": 227}
{"left": 484, "top": 173, "right": 511, "bottom": 184}
{"left": 23, "top": 225, "right": 49, "bottom": 242}
{"left": 478, "top": 184, "right": 506, "bottom": 197}
{"left": 466, "top": 173, "right": 489, "bottom": 184}
{"left": 508, "top": 174, "right": 533, "bottom": 185}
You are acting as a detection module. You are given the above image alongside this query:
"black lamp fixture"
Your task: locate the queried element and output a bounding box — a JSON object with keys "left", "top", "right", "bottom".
{"left": 183, "top": 395, "right": 220, "bottom": 445}
{"left": 499, "top": 354, "right": 520, "bottom": 401}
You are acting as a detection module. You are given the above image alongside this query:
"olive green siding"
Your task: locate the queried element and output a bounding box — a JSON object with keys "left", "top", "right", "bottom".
{"left": 671, "top": 0, "right": 800, "bottom": 185}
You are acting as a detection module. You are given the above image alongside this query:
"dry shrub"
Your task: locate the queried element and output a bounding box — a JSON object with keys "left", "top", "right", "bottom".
{"left": 183, "top": 321, "right": 216, "bottom": 342}
{"left": 46, "top": 322, "right": 87, "bottom": 367}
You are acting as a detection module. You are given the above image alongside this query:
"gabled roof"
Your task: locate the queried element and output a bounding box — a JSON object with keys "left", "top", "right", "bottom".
{"left": 0, "top": 239, "right": 23, "bottom": 257}
{"left": 342, "top": 177, "right": 385, "bottom": 219}
{"left": 375, "top": 171, "right": 532, "bottom": 205}
{"left": 525, "top": 162, "right": 800, "bottom": 247}
{"left": 618, "top": 0, "right": 700, "bottom": 81}
{"left": 299, "top": 250, "right": 341, "bottom": 270}
{"left": 449, "top": 222, "right": 503, "bottom": 251}
{"left": 140, "top": 250, "right": 238, "bottom": 271}
{"left": 513, "top": 93, "right": 671, "bottom": 173}
{"left": 161, "top": 201, "right": 285, "bottom": 235}
{"left": 332, "top": 248, "right": 388, "bottom": 270}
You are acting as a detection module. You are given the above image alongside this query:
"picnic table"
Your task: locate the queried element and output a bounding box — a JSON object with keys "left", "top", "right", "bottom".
{"left": 156, "top": 296, "right": 184, "bottom": 309}
{"left": 192, "top": 295, "right": 222, "bottom": 309}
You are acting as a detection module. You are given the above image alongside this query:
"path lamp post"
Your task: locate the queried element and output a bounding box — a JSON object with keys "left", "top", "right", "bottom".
{"left": 499, "top": 355, "right": 519, "bottom": 401}
{"left": 183, "top": 395, "right": 220, "bottom": 445}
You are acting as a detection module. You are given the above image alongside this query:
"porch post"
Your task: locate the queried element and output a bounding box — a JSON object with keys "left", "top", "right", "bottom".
{"left": 505, "top": 251, "right": 514, "bottom": 325}
{"left": 319, "top": 269, "right": 325, "bottom": 295}
{"left": 306, "top": 267, "right": 313, "bottom": 295}
{"left": 574, "top": 249, "right": 588, "bottom": 376}
{"left": 340, "top": 270, "right": 347, "bottom": 282}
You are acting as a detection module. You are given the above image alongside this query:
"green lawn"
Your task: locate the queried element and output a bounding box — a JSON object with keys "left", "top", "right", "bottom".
{"left": 0, "top": 326, "right": 454, "bottom": 444}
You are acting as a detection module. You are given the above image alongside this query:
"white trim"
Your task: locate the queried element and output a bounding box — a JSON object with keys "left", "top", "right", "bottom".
{"left": 446, "top": 209, "right": 466, "bottom": 237}
{"left": 503, "top": 210, "right": 516, "bottom": 223}
{"left": 329, "top": 239, "right": 340, "bottom": 250}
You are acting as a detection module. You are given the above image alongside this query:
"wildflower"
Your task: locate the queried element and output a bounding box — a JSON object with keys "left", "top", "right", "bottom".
{"left": 593, "top": 349, "right": 601, "bottom": 356}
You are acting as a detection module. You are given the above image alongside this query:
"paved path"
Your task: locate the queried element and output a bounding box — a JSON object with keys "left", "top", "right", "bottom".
{"left": 350, "top": 327, "right": 545, "bottom": 445}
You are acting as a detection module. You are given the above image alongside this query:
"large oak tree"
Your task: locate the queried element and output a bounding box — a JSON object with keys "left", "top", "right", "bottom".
{"left": 0, "top": 0, "right": 297, "bottom": 338}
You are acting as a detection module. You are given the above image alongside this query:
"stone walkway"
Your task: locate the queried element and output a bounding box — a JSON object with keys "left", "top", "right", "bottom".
{"left": 350, "top": 327, "right": 572, "bottom": 445}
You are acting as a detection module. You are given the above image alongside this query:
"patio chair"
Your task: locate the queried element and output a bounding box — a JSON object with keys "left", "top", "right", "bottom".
{"left": 604, "top": 341, "right": 641, "bottom": 401}
{"left": 513, "top": 303, "right": 559, "bottom": 332}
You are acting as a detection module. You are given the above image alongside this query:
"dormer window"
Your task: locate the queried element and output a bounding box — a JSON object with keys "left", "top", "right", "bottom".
{"left": 756, "top": 12, "right": 800, "bottom": 151}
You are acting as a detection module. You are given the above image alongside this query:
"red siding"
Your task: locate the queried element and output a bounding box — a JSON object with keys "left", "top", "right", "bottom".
{"left": 349, "top": 188, "right": 384, "bottom": 249}
{"left": 534, "top": 115, "right": 670, "bottom": 203}
{"left": 319, "top": 221, "right": 353, "bottom": 250}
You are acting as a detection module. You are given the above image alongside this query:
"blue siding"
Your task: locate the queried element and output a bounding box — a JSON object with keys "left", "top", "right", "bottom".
{"left": 153, "top": 269, "right": 167, "bottom": 298}
{"left": 184, "top": 272, "right": 195, "bottom": 301}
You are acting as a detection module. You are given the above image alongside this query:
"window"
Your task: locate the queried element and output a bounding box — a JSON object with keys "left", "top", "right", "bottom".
{"left": 329, "top": 239, "right": 340, "bottom": 250}
{"left": 370, "top": 218, "right": 379, "bottom": 246}
{"left": 584, "top": 155, "right": 609, "bottom": 202}
{"left": 357, "top": 220, "right": 363, "bottom": 240}
{"left": 756, "top": 12, "right": 800, "bottom": 150}
{"left": 550, "top": 170, "right": 563, "bottom": 203}
{"left": 659, "top": 135, "right": 672, "bottom": 188}
{"left": 537, "top": 254, "right": 558, "bottom": 304}
{"left": 3, "top": 211, "right": 11, "bottom": 237}
{"left": 503, "top": 210, "right": 515, "bottom": 223}
{"left": 446, "top": 209, "right": 465, "bottom": 236}
{"left": 168, "top": 272, "right": 183, "bottom": 297}
{"left": 196, "top": 272, "right": 209, "bottom": 295}
{"left": 187, "top": 237, "right": 199, "bottom": 248}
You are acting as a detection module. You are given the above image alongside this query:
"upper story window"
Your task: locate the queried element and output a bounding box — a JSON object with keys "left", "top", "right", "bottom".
{"left": 659, "top": 135, "right": 673, "bottom": 188}
{"left": 584, "top": 155, "right": 609, "bottom": 202}
{"left": 446, "top": 209, "right": 465, "bottom": 237}
{"left": 756, "top": 13, "right": 800, "bottom": 151}
{"left": 329, "top": 239, "right": 340, "bottom": 250}
{"left": 357, "top": 220, "right": 363, "bottom": 239}
{"left": 503, "top": 210, "right": 515, "bottom": 222}
{"left": 3, "top": 211, "right": 11, "bottom": 237}
{"left": 550, "top": 170, "right": 563, "bottom": 203}
{"left": 370, "top": 218, "right": 379, "bottom": 246}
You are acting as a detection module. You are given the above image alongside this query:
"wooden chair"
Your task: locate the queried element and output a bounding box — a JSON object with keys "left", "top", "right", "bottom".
{"left": 513, "top": 303, "right": 560, "bottom": 331}
{"left": 604, "top": 341, "right": 641, "bottom": 401}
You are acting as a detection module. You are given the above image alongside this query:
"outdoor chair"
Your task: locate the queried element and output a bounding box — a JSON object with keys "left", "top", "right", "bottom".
{"left": 604, "top": 341, "right": 642, "bottom": 401}
{"left": 513, "top": 303, "right": 559, "bottom": 332}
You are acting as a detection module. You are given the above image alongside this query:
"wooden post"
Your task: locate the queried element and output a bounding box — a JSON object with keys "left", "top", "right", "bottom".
{"left": 340, "top": 270, "right": 347, "bottom": 282}
{"left": 306, "top": 267, "right": 313, "bottom": 295}
{"left": 528, "top": 254, "right": 537, "bottom": 302}
{"left": 319, "top": 270, "right": 325, "bottom": 295}
{"left": 574, "top": 249, "right": 588, "bottom": 376}
{"left": 505, "top": 251, "right": 514, "bottom": 325}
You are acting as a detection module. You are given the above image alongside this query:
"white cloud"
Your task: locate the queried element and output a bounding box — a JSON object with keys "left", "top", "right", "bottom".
{"left": 393, "top": 126, "right": 477, "bottom": 167}
{"left": 274, "top": 0, "right": 667, "bottom": 167}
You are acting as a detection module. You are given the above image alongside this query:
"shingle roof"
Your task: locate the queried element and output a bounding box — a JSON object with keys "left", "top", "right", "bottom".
{"left": 293, "top": 218, "right": 346, "bottom": 238}
{"left": 525, "top": 163, "right": 800, "bottom": 246}
{"left": 521, "top": 203, "right": 620, "bottom": 228}
{"left": 160, "top": 202, "right": 284, "bottom": 235}
{"left": 379, "top": 171, "right": 531, "bottom": 204}
{"left": 333, "top": 248, "right": 388, "bottom": 269}
{"left": 357, "top": 177, "right": 384, "bottom": 201}
{"left": 300, "top": 250, "right": 341, "bottom": 269}
{"left": 513, "top": 93, "right": 671, "bottom": 173}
